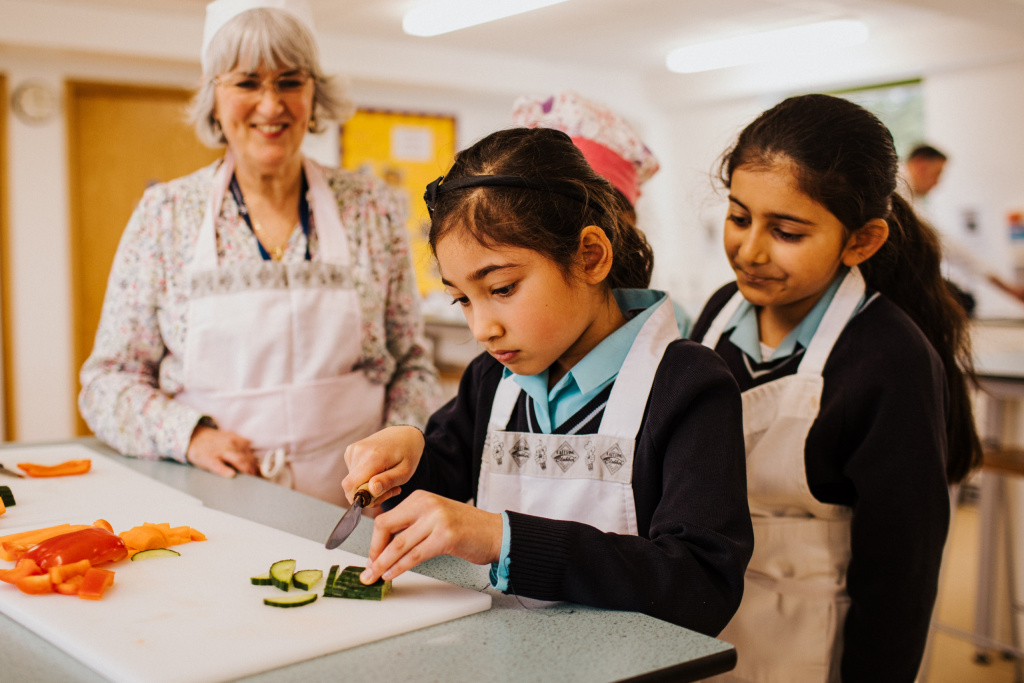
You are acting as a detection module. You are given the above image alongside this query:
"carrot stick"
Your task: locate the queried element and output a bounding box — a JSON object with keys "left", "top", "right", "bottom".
{"left": 16, "top": 459, "right": 91, "bottom": 477}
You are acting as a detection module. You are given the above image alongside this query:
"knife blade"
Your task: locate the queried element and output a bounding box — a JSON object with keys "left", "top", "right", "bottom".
{"left": 325, "top": 485, "right": 374, "bottom": 549}
{"left": 0, "top": 463, "right": 24, "bottom": 478}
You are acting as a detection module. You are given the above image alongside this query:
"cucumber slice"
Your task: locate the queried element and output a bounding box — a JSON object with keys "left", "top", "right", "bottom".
{"left": 250, "top": 572, "right": 272, "bottom": 586}
{"left": 264, "top": 593, "right": 317, "bottom": 608}
{"left": 323, "top": 565, "right": 391, "bottom": 600}
{"left": 0, "top": 485, "right": 14, "bottom": 507}
{"left": 269, "top": 559, "right": 296, "bottom": 591}
{"left": 130, "top": 548, "right": 181, "bottom": 561}
{"left": 292, "top": 569, "right": 323, "bottom": 591}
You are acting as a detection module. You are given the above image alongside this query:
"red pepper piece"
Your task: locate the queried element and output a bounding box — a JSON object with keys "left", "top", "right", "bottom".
{"left": 23, "top": 527, "right": 127, "bottom": 570}
{"left": 15, "top": 573, "right": 54, "bottom": 595}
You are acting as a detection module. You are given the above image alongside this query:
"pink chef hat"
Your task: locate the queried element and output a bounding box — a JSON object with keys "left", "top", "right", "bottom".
{"left": 511, "top": 91, "right": 660, "bottom": 206}
{"left": 202, "top": 0, "right": 316, "bottom": 72}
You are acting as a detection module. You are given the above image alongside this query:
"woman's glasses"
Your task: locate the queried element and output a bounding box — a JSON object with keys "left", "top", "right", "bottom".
{"left": 214, "top": 71, "right": 312, "bottom": 101}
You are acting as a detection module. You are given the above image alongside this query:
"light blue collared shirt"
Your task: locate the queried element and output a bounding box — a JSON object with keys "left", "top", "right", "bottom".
{"left": 490, "top": 289, "right": 674, "bottom": 591}
{"left": 724, "top": 268, "right": 859, "bottom": 362}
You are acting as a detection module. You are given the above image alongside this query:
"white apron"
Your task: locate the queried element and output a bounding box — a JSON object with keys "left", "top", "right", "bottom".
{"left": 478, "top": 294, "right": 678, "bottom": 534}
{"left": 175, "top": 153, "right": 384, "bottom": 505}
{"left": 703, "top": 267, "right": 866, "bottom": 683}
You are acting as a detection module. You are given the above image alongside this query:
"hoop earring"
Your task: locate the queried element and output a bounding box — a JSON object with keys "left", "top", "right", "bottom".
{"left": 307, "top": 116, "right": 317, "bottom": 133}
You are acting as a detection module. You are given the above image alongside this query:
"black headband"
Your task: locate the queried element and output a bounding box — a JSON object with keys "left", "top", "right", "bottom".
{"left": 423, "top": 174, "right": 604, "bottom": 217}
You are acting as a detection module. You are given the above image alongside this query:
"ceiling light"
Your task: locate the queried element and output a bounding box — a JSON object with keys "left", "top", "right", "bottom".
{"left": 666, "top": 19, "right": 869, "bottom": 74}
{"left": 403, "top": 0, "right": 571, "bottom": 37}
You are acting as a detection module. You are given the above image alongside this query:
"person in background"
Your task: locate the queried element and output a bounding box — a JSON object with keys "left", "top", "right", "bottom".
{"left": 78, "top": 0, "right": 440, "bottom": 505}
{"left": 903, "top": 143, "right": 1024, "bottom": 307}
{"left": 690, "top": 95, "right": 981, "bottom": 681}
{"left": 511, "top": 90, "right": 693, "bottom": 335}
{"left": 341, "top": 127, "right": 753, "bottom": 634}
{"left": 904, "top": 144, "right": 948, "bottom": 199}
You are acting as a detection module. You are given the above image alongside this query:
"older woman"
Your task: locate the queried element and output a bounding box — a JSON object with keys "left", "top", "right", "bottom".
{"left": 79, "top": 0, "right": 441, "bottom": 505}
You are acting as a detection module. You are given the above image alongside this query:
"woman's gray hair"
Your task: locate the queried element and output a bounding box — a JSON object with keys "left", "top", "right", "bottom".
{"left": 188, "top": 8, "right": 353, "bottom": 148}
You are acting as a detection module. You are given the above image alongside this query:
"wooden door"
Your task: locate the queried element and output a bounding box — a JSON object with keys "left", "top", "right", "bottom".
{"left": 0, "top": 74, "right": 10, "bottom": 440}
{"left": 67, "top": 81, "right": 221, "bottom": 435}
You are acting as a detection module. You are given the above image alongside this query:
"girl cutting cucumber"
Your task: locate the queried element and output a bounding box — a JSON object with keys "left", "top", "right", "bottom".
{"left": 342, "top": 127, "right": 753, "bottom": 635}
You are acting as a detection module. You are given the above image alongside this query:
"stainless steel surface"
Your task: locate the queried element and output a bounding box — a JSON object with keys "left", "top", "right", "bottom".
{"left": 325, "top": 488, "right": 370, "bottom": 549}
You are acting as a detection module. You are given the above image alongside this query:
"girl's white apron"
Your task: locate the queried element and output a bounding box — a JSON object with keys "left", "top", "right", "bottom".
{"left": 477, "top": 295, "right": 678, "bottom": 534}
{"left": 176, "top": 153, "right": 384, "bottom": 505}
{"left": 702, "top": 267, "right": 865, "bottom": 683}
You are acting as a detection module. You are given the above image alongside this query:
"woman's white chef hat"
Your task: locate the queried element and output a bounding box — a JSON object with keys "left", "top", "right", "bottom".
{"left": 512, "top": 91, "right": 660, "bottom": 206}
{"left": 202, "top": 0, "right": 316, "bottom": 72}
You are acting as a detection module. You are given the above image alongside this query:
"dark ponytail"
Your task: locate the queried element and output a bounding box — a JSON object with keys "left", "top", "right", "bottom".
{"left": 721, "top": 94, "right": 981, "bottom": 484}
{"left": 428, "top": 127, "right": 654, "bottom": 290}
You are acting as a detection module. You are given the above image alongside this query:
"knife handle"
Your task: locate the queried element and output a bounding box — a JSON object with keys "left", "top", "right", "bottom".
{"left": 353, "top": 485, "right": 375, "bottom": 508}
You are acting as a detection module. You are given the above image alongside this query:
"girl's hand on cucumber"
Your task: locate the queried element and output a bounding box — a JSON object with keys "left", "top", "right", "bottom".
{"left": 360, "top": 491, "right": 503, "bottom": 584}
{"left": 342, "top": 425, "right": 425, "bottom": 505}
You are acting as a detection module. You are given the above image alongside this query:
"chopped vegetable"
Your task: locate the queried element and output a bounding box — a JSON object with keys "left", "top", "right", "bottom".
{"left": 0, "top": 524, "right": 91, "bottom": 561}
{"left": 55, "top": 574, "right": 85, "bottom": 596}
{"left": 323, "top": 565, "right": 391, "bottom": 600}
{"left": 250, "top": 573, "right": 272, "bottom": 586}
{"left": 78, "top": 568, "right": 115, "bottom": 600}
{"left": 291, "top": 569, "right": 323, "bottom": 591}
{"left": 264, "top": 593, "right": 317, "bottom": 608}
{"left": 16, "top": 459, "right": 91, "bottom": 478}
{"left": 0, "top": 486, "right": 14, "bottom": 507}
{"left": 92, "top": 519, "right": 114, "bottom": 533}
{"left": 130, "top": 548, "right": 180, "bottom": 561}
{"left": 16, "top": 573, "right": 54, "bottom": 595}
{"left": 269, "top": 559, "right": 296, "bottom": 592}
{"left": 22, "top": 526, "right": 128, "bottom": 569}
{"left": 118, "top": 522, "right": 206, "bottom": 556}
{"left": 0, "top": 497, "right": 5, "bottom": 516}
{"left": 0, "top": 558, "right": 42, "bottom": 585}
{"left": 48, "top": 559, "right": 92, "bottom": 584}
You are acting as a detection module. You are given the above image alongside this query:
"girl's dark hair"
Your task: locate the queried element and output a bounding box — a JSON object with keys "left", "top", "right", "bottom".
{"left": 720, "top": 93, "right": 981, "bottom": 484}
{"left": 428, "top": 127, "right": 654, "bottom": 290}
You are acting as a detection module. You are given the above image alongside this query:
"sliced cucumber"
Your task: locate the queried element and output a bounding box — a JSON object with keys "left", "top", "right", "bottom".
{"left": 264, "top": 592, "right": 317, "bottom": 608}
{"left": 0, "top": 485, "right": 14, "bottom": 507}
{"left": 130, "top": 548, "right": 181, "bottom": 561}
{"left": 292, "top": 569, "right": 323, "bottom": 591}
{"left": 269, "top": 559, "right": 296, "bottom": 591}
{"left": 250, "top": 572, "right": 272, "bottom": 586}
{"left": 323, "top": 565, "right": 391, "bottom": 600}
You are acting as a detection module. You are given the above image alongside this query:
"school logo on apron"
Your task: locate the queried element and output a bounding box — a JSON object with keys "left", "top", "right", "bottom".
{"left": 553, "top": 442, "right": 579, "bottom": 471}
{"left": 601, "top": 444, "right": 626, "bottom": 474}
{"left": 511, "top": 438, "right": 530, "bottom": 467}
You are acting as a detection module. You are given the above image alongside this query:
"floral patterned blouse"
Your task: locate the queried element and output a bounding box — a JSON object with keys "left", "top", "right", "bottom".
{"left": 79, "top": 158, "right": 441, "bottom": 462}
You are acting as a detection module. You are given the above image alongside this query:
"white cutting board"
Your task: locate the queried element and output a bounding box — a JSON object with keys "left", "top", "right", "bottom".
{"left": 0, "top": 447, "right": 492, "bottom": 682}
{"left": 0, "top": 443, "right": 202, "bottom": 530}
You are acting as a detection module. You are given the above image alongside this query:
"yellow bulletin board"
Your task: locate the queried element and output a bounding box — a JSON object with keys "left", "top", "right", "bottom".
{"left": 340, "top": 109, "right": 457, "bottom": 296}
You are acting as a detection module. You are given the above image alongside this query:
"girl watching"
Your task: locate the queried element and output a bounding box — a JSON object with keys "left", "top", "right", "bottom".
{"left": 690, "top": 94, "right": 982, "bottom": 681}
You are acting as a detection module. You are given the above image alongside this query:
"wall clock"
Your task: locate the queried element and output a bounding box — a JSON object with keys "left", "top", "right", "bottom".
{"left": 11, "top": 81, "right": 59, "bottom": 124}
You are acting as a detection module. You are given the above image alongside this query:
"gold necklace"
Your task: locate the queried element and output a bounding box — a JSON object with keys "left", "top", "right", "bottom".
{"left": 253, "top": 222, "right": 289, "bottom": 261}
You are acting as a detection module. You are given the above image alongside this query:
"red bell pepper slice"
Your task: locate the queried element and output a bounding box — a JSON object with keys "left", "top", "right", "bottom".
{"left": 22, "top": 527, "right": 127, "bottom": 570}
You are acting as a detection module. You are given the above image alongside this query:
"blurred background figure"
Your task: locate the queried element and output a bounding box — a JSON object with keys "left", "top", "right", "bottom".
{"left": 901, "top": 143, "right": 1024, "bottom": 312}
{"left": 512, "top": 90, "right": 692, "bottom": 334}
{"left": 78, "top": 0, "right": 440, "bottom": 504}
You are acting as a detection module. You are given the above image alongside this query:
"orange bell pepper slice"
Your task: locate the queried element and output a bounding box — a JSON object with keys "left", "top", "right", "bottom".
{"left": 0, "top": 558, "right": 42, "bottom": 585}
{"left": 16, "top": 459, "right": 91, "bottom": 478}
{"left": 55, "top": 574, "right": 85, "bottom": 596}
{"left": 16, "top": 573, "right": 54, "bottom": 595}
{"left": 78, "top": 567, "right": 115, "bottom": 600}
{"left": 48, "top": 559, "right": 92, "bottom": 585}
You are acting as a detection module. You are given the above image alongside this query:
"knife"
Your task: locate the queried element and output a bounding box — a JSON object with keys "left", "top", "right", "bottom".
{"left": 0, "top": 463, "right": 24, "bottom": 478}
{"left": 325, "top": 484, "right": 376, "bottom": 549}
